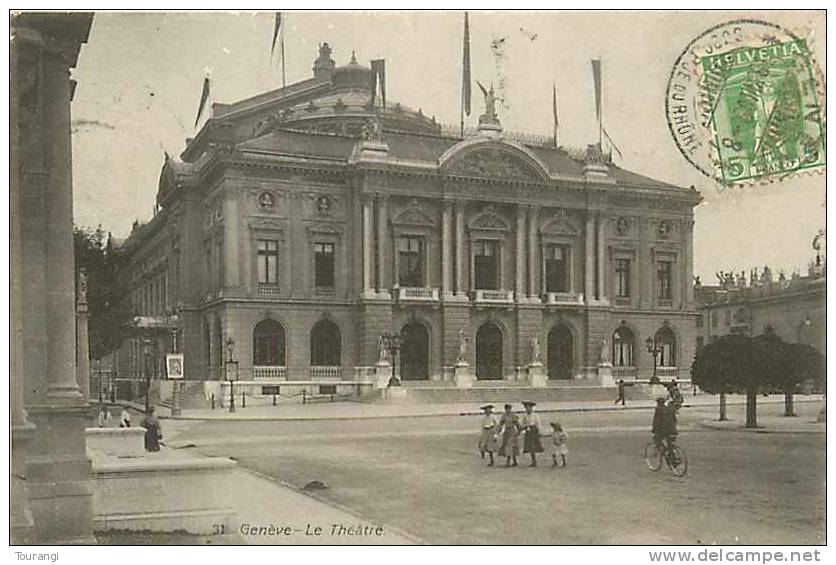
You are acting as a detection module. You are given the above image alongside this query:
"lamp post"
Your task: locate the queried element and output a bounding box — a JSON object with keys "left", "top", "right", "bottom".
{"left": 226, "top": 337, "right": 237, "bottom": 413}
{"left": 142, "top": 337, "right": 153, "bottom": 415}
{"left": 170, "top": 311, "right": 182, "bottom": 417}
{"left": 645, "top": 336, "right": 662, "bottom": 382}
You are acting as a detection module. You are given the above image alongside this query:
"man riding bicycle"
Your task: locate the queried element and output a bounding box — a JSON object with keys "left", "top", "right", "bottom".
{"left": 652, "top": 397, "right": 678, "bottom": 460}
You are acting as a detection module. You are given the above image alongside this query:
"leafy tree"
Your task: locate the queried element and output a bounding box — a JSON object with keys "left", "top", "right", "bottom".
{"left": 691, "top": 334, "right": 754, "bottom": 421}
{"left": 778, "top": 342, "right": 826, "bottom": 417}
{"left": 74, "top": 225, "right": 131, "bottom": 361}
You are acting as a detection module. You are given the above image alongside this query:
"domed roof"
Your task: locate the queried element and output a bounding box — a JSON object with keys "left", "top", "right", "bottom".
{"left": 331, "top": 52, "right": 373, "bottom": 91}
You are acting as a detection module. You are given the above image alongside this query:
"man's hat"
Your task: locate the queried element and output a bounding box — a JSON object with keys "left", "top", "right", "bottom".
{"left": 480, "top": 404, "right": 494, "bottom": 410}
{"left": 522, "top": 400, "right": 536, "bottom": 407}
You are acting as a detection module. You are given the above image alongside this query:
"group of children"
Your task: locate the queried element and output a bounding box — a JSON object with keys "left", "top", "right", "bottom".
{"left": 478, "top": 402, "right": 568, "bottom": 468}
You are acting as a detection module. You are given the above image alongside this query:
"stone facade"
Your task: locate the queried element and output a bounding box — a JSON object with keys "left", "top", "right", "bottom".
{"left": 108, "top": 44, "right": 702, "bottom": 391}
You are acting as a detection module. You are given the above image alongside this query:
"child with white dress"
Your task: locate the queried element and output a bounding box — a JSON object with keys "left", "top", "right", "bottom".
{"left": 551, "top": 421, "right": 568, "bottom": 467}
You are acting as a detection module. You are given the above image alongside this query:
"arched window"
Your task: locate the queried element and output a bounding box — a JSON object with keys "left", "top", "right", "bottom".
{"left": 476, "top": 322, "right": 503, "bottom": 380}
{"left": 311, "top": 319, "right": 341, "bottom": 366}
{"left": 655, "top": 326, "right": 676, "bottom": 367}
{"left": 253, "top": 319, "right": 286, "bottom": 366}
{"left": 612, "top": 326, "right": 635, "bottom": 367}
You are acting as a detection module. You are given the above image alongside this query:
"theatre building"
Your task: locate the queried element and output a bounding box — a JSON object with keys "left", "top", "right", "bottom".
{"left": 110, "top": 44, "right": 702, "bottom": 394}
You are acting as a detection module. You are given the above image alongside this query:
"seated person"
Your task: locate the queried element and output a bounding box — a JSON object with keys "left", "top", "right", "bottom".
{"left": 652, "top": 397, "right": 678, "bottom": 455}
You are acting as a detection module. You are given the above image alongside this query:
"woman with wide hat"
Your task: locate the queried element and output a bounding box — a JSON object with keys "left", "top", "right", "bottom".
{"left": 477, "top": 404, "right": 499, "bottom": 466}
{"left": 496, "top": 403, "right": 520, "bottom": 467}
{"left": 521, "top": 401, "right": 544, "bottom": 467}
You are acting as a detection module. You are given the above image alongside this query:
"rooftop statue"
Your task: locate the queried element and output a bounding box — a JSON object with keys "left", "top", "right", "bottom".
{"left": 476, "top": 81, "right": 501, "bottom": 125}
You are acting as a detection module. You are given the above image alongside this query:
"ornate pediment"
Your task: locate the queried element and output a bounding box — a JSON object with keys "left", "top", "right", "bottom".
{"left": 541, "top": 210, "right": 579, "bottom": 236}
{"left": 448, "top": 148, "right": 542, "bottom": 181}
{"left": 468, "top": 205, "right": 510, "bottom": 231}
{"left": 248, "top": 217, "right": 286, "bottom": 232}
{"left": 391, "top": 199, "right": 435, "bottom": 227}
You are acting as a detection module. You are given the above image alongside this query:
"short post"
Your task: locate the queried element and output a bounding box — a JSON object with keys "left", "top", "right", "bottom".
{"left": 211, "top": 393, "right": 215, "bottom": 410}
{"left": 302, "top": 389, "right": 307, "bottom": 405}
{"left": 242, "top": 391, "right": 246, "bottom": 408}
{"left": 272, "top": 393, "right": 276, "bottom": 406}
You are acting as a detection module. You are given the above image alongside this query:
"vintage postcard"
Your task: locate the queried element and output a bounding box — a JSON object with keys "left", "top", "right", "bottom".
{"left": 9, "top": 8, "right": 826, "bottom": 556}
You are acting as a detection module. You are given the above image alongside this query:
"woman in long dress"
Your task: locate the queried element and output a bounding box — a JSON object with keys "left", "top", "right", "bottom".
{"left": 521, "top": 401, "right": 544, "bottom": 467}
{"left": 496, "top": 404, "right": 520, "bottom": 467}
{"left": 477, "top": 404, "right": 499, "bottom": 466}
{"left": 141, "top": 407, "right": 162, "bottom": 452}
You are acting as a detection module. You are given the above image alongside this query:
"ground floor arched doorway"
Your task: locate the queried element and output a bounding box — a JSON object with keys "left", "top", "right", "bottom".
{"left": 548, "top": 324, "right": 573, "bottom": 379}
{"left": 400, "top": 322, "right": 429, "bottom": 380}
{"left": 476, "top": 322, "right": 503, "bottom": 380}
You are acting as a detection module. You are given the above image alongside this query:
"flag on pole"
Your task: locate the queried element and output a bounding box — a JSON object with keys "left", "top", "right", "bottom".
{"left": 462, "top": 12, "right": 471, "bottom": 117}
{"left": 552, "top": 82, "right": 559, "bottom": 147}
{"left": 370, "top": 59, "right": 386, "bottom": 108}
{"left": 591, "top": 59, "right": 602, "bottom": 121}
{"left": 270, "top": 12, "right": 282, "bottom": 56}
{"left": 194, "top": 76, "right": 210, "bottom": 129}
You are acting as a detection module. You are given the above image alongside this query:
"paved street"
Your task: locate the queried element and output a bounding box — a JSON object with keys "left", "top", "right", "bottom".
{"left": 167, "top": 399, "right": 826, "bottom": 545}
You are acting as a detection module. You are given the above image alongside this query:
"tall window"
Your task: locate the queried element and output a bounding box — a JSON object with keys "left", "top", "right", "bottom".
{"left": 257, "top": 240, "right": 279, "bottom": 284}
{"left": 216, "top": 239, "right": 225, "bottom": 292}
{"left": 657, "top": 260, "right": 673, "bottom": 300}
{"left": 655, "top": 326, "right": 677, "bottom": 367}
{"left": 398, "top": 236, "right": 425, "bottom": 287}
{"left": 205, "top": 246, "right": 212, "bottom": 294}
{"left": 474, "top": 240, "right": 500, "bottom": 290}
{"left": 612, "top": 326, "right": 635, "bottom": 367}
{"left": 314, "top": 242, "right": 335, "bottom": 291}
{"left": 544, "top": 244, "right": 570, "bottom": 292}
{"left": 615, "top": 258, "right": 631, "bottom": 297}
{"left": 253, "top": 319, "right": 286, "bottom": 366}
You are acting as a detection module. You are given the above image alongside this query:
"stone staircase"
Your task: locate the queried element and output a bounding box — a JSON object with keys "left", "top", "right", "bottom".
{"left": 158, "top": 381, "right": 208, "bottom": 410}
{"left": 381, "top": 382, "right": 653, "bottom": 405}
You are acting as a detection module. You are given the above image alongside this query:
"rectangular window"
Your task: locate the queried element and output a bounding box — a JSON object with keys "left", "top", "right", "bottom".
{"left": 262, "top": 385, "right": 280, "bottom": 396}
{"left": 544, "top": 244, "right": 570, "bottom": 292}
{"left": 314, "top": 242, "right": 335, "bottom": 290}
{"left": 725, "top": 309, "right": 731, "bottom": 325}
{"left": 657, "top": 261, "right": 673, "bottom": 299}
{"left": 398, "top": 236, "right": 424, "bottom": 287}
{"left": 257, "top": 240, "right": 279, "bottom": 284}
{"left": 205, "top": 246, "right": 212, "bottom": 294}
{"left": 473, "top": 240, "right": 500, "bottom": 290}
{"left": 711, "top": 311, "right": 718, "bottom": 328}
{"left": 615, "top": 258, "right": 631, "bottom": 297}
{"left": 217, "top": 240, "right": 224, "bottom": 292}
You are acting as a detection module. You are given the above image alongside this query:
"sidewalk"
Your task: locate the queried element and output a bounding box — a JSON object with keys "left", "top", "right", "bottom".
{"left": 698, "top": 403, "right": 826, "bottom": 435}
{"left": 118, "top": 394, "right": 824, "bottom": 422}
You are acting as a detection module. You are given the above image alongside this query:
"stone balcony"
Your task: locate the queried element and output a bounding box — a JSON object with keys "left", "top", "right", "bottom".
{"left": 543, "top": 292, "right": 584, "bottom": 306}
{"left": 310, "top": 366, "right": 343, "bottom": 380}
{"left": 396, "top": 286, "right": 440, "bottom": 303}
{"left": 472, "top": 289, "right": 515, "bottom": 304}
{"left": 253, "top": 365, "right": 287, "bottom": 380}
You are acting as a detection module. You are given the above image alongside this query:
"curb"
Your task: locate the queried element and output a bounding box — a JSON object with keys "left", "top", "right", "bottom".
{"left": 697, "top": 420, "right": 825, "bottom": 435}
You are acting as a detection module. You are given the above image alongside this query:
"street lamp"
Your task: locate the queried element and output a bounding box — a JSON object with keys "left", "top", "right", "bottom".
{"left": 142, "top": 337, "right": 153, "bottom": 415}
{"left": 170, "top": 310, "right": 181, "bottom": 417}
{"left": 645, "top": 336, "right": 662, "bottom": 382}
{"left": 225, "top": 337, "right": 238, "bottom": 413}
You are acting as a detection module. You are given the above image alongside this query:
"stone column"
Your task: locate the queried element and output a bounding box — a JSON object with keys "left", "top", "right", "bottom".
{"left": 43, "top": 50, "right": 84, "bottom": 403}
{"left": 376, "top": 194, "right": 390, "bottom": 297}
{"left": 527, "top": 206, "right": 539, "bottom": 299}
{"left": 515, "top": 206, "right": 526, "bottom": 300}
{"left": 596, "top": 212, "right": 607, "bottom": 303}
{"left": 362, "top": 193, "right": 375, "bottom": 298}
{"left": 585, "top": 212, "right": 595, "bottom": 303}
{"left": 454, "top": 201, "right": 466, "bottom": 298}
{"left": 683, "top": 218, "right": 694, "bottom": 309}
{"left": 441, "top": 201, "right": 453, "bottom": 298}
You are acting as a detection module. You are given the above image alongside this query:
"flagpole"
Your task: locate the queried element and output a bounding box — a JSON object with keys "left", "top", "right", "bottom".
{"left": 598, "top": 56, "right": 603, "bottom": 149}
{"left": 281, "top": 31, "right": 286, "bottom": 88}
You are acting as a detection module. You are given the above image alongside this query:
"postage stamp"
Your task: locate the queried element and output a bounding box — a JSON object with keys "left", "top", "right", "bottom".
{"left": 665, "top": 19, "right": 826, "bottom": 186}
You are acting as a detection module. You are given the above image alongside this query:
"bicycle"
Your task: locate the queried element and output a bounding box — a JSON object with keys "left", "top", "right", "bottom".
{"left": 644, "top": 438, "right": 688, "bottom": 477}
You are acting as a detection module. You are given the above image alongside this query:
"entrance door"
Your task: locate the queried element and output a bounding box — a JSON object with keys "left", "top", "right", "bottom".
{"left": 548, "top": 324, "right": 573, "bottom": 379}
{"left": 400, "top": 322, "right": 429, "bottom": 380}
{"left": 476, "top": 322, "right": 503, "bottom": 380}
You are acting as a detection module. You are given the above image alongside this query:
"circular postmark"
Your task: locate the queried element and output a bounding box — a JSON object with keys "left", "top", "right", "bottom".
{"left": 665, "top": 19, "right": 825, "bottom": 186}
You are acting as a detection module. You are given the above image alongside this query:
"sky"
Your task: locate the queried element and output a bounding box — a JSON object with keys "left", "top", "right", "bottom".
{"left": 69, "top": 10, "right": 826, "bottom": 281}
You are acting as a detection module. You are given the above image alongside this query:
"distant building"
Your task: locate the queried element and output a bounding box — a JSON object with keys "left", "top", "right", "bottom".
{"left": 106, "top": 43, "right": 702, "bottom": 392}
{"left": 694, "top": 250, "right": 826, "bottom": 354}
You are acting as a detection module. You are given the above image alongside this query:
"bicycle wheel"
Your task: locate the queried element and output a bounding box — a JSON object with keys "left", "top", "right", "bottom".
{"left": 644, "top": 442, "right": 662, "bottom": 471}
{"left": 669, "top": 445, "right": 688, "bottom": 477}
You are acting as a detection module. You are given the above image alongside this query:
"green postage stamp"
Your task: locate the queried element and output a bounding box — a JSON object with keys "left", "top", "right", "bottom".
{"left": 701, "top": 37, "right": 825, "bottom": 184}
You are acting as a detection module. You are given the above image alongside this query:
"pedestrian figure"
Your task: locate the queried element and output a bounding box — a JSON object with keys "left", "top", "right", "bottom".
{"left": 141, "top": 406, "right": 162, "bottom": 452}
{"left": 614, "top": 379, "right": 626, "bottom": 406}
{"left": 551, "top": 422, "right": 569, "bottom": 467}
{"left": 520, "top": 401, "right": 544, "bottom": 467}
{"left": 119, "top": 408, "right": 131, "bottom": 428}
{"left": 477, "top": 404, "right": 499, "bottom": 466}
{"left": 496, "top": 403, "right": 520, "bottom": 467}
{"left": 97, "top": 405, "right": 112, "bottom": 428}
